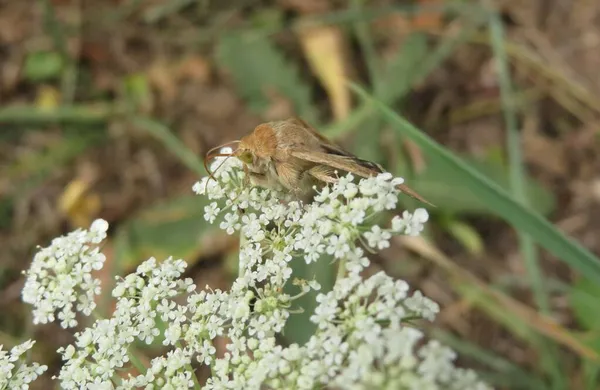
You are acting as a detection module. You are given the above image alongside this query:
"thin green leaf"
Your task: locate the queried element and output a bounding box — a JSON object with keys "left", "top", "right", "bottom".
{"left": 488, "top": 10, "right": 563, "bottom": 387}
{"left": 0, "top": 105, "right": 114, "bottom": 124}
{"left": 405, "top": 153, "right": 555, "bottom": 216}
{"left": 130, "top": 116, "right": 206, "bottom": 176}
{"left": 570, "top": 278, "right": 600, "bottom": 331}
{"left": 350, "top": 83, "right": 600, "bottom": 283}
{"left": 432, "top": 329, "right": 548, "bottom": 390}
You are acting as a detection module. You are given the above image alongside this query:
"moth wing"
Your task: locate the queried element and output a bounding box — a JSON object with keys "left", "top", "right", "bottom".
{"left": 395, "top": 183, "right": 435, "bottom": 207}
{"left": 290, "top": 149, "right": 434, "bottom": 206}
{"left": 285, "top": 117, "right": 332, "bottom": 146}
{"left": 282, "top": 117, "right": 356, "bottom": 156}
{"left": 289, "top": 150, "right": 379, "bottom": 178}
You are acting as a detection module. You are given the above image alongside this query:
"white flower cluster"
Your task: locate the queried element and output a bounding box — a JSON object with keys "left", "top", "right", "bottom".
{"left": 190, "top": 152, "right": 490, "bottom": 389}
{"left": 55, "top": 256, "right": 195, "bottom": 389}
{"left": 0, "top": 340, "right": 47, "bottom": 389}
{"left": 193, "top": 148, "right": 430, "bottom": 276}
{"left": 22, "top": 218, "right": 109, "bottom": 328}
{"left": 20, "top": 149, "right": 490, "bottom": 389}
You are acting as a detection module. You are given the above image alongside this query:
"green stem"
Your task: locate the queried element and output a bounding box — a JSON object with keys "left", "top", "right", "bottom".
{"left": 176, "top": 343, "right": 202, "bottom": 390}
{"left": 239, "top": 234, "right": 247, "bottom": 279}
{"left": 127, "top": 349, "right": 147, "bottom": 374}
{"left": 489, "top": 6, "right": 549, "bottom": 315}
{"left": 336, "top": 259, "right": 347, "bottom": 281}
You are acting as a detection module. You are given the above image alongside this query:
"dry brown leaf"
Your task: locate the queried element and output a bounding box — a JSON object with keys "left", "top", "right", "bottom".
{"left": 147, "top": 61, "right": 177, "bottom": 103}
{"left": 523, "top": 131, "right": 568, "bottom": 176}
{"left": 58, "top": 179, "right": 101, "bottom": 229}
{"left": 177, "top": 55, "right": 212, "bottom": 84}
{"left": 397, "top": 235, "right": 600, "bottom": 362}
{"left": 297, "top": 24, "right": 351, "bottom": 121}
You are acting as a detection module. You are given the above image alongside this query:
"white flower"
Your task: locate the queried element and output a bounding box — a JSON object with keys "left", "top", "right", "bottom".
{"left": 204, "top": 202, "right": 220, "bottom": 223}
{"left": 326, "top": 235, "right": 351, "bottom": 259}
{"left": 220, "top": 213, "right": 241, "bottom": 235}
{"left": 21, "top": 218, "right": 109, "bottom": 328}
{"left": 405, "top": 290, "right": 440, "bottom": 321}
{"left": 0, "top": 340, "right": 47, "bottom": 390}
{"left": 363, "top": 225, "right": 392, "bottom": 250}
{"left": 392, "top": 208, "right": 429, "bottom": 236}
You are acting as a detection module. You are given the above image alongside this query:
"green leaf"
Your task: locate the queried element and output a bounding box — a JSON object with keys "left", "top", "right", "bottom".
{"left": 444, "top": 219, "right": 484, "bottom": 255}
{"left": 24, "top": 51, "right": 64, "bottom": 82}
{"left": 352, "top": 33, "right": 430, "bottom": 165}
{"left": 215, "top": 33, "right": 318, "bottom": 124}
{"left": 381, "top": 32, "right": 429, "bottom": 102}
{"left": 130, "top": 116, "right": 207, "bottom": 176}
{"left": 283, "top": 255, "right": 336, "bottom": 345}
{"left": 583, "top": 339, "right": 600, "bottom": 389}
{"left": 570, "top": 278, "right": 600, "bottom": 331}
{"left": 0, "top": 104, "right": 114, "bottom": 125}
{"left": 406, "top": 154, "right": 555, "bottom": 216}
{"left": 124, "top": 73, "right": 153, "bottom": 111}
{"left": 115, "top": 194, "right": 220, "bottom": 272}
{"left": 250, "top": 8, "right": 284, "bottom": 29}
{"left": 350, "top": 83, "right": 600, "bottom": 283}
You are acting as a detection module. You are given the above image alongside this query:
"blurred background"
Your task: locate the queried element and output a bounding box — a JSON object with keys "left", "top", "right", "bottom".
{"left": 1, "top": 0, "right": 600, "bottom": 389}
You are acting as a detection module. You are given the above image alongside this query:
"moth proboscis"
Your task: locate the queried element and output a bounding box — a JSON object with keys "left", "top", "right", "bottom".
{"left": 204, "top": 117, "right": 434, "bottom": 207}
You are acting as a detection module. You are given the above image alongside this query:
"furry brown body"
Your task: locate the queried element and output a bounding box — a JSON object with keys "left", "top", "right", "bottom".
{"left": 231, "top": 117, "right": 433, "bottom": 206}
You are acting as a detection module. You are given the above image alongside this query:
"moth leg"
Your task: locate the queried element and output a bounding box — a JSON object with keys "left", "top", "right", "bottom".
{"left": 242, "top": 165, "right": 251, "bottom": 187}
{"left": 248, "top": 172, "right": 271, "bottom": 187}
{"left": 242, "top": 164, "right": 271, "bottom": 188}
{"left": 274, "top": 162, "right": 302, "bottom": 192}
{"left": 307, "top": 165, "right": 338, "bottom": 185}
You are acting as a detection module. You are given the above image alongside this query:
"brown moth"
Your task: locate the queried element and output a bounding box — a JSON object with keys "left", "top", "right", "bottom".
{"left": 204, "top": 117, "right": 434, "bottom": 206}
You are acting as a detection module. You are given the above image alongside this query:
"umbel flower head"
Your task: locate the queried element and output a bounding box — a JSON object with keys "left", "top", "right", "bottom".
{"left": 22, "top": 148, "right": 491, "bottom": 389}
{"left": 22, "top": 218, "right": 109, "bottom": 328}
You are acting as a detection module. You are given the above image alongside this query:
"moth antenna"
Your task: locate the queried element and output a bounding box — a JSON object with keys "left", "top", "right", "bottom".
{"left": 202, "top": 140, "right": 241, "bottom": 182}
{"left": 204, "top": 140, "right": 241, "bottom": 161}
{"left": 203, "top": 151, "right": 239, "bottom": 194}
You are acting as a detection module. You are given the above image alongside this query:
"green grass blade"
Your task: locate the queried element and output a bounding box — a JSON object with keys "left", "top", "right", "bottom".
{"left": 489, "top": 6, "right": 549, "bottom": 315}
{"left": 0, "top": 105, "right": 114, "bottom": 124}
{"left": 349, "top": 83, "right": 600, "bottom": 283}
{"left": 432, "top": 329, "right": 548, "bottom": 390}
{"left": 488, "top": 11, "right": 565, "bottom": 388}
{"left": 130, "top": 116, "right": 206, "bottom": 176}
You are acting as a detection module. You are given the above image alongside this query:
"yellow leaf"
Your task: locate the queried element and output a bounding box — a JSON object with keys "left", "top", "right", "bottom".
{"left": 58, "top": 179, "right": 101, "bottom": 228}
{"left": 297, "top": 25, "right": 350, "bottom": 120}
{"left": 35, "top": 85, "right": 61, "bottom": 111}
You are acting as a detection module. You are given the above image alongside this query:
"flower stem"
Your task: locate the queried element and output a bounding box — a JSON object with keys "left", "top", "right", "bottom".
{"left": 127, "top": 349, "right": 147, "bottom": 374}
{"left": 336, "top": 258, "right": 347, "bottom": 281}
{"left": 239, "top": 233, "right": 247, "bottom": 279}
